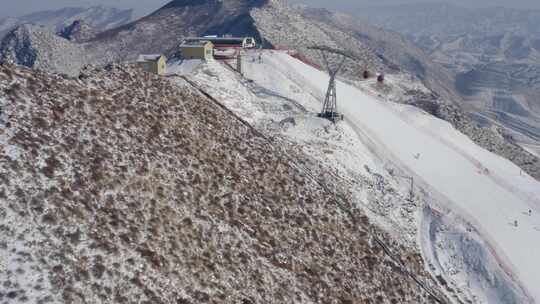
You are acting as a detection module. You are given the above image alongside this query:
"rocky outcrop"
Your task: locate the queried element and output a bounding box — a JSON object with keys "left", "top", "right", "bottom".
{"left": 0, "top": 24, "right": 88, "bottom": 76}
{"left": 0, "top": 62, "right": 447, "bottom": 303}
{"left": 58, "top": 20, "right": 97, "bottom": 42}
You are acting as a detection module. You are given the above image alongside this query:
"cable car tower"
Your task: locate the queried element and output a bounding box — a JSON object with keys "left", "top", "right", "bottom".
{"left": 308, "top": 45, "right": 357, "bottom": 123}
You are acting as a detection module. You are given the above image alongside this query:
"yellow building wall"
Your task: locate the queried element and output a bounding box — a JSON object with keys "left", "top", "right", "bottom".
{"left": 182, "top": 47, "right": 205, "bottom": 59}
{"left": 156, "top": 56, "right": 166, "bottom": 75}
{"left": 137, "top": 56, "right": 166, "bottom": 75}
{"left": 181, "top": 44, "right": 213, "bottom": 60}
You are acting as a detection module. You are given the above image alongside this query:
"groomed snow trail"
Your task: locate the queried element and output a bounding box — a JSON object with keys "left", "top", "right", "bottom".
{"left": 254, "top": 51, "right": 540, "bottom": 302}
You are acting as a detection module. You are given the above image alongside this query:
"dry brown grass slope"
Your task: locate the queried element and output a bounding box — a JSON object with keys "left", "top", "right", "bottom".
{"left": 0, "top": 63, "right": 446, "bottom": 303}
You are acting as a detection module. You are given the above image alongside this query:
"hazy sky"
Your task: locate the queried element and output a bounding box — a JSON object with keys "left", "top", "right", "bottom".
{"left": 0, "top": 0, "right": 169, "bottom": 17}
{"left": 2, "top": 0, "right": 540, "bottom": 18}
{"left": 294, "top": 0, "right": 540, "bottom": 9}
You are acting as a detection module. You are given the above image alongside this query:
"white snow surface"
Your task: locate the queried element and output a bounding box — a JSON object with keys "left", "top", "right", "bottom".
{"left": 265, "top": 51, "right": 540, "bottom": 301}
{"left": 166, "top": 59, "right": 203, "bottom": 76}
{"left": 171, "top": 50, "right": 540, "bottom": 303}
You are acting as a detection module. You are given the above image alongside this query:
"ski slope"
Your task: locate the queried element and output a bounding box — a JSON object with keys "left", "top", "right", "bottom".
{"left": 243, "top": 51, "right": 540, "bottom": 302}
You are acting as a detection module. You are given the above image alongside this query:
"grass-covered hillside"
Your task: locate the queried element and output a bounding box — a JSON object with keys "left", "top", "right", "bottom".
{"left": 0, "top": 62, "right": 446, "bottom": 303}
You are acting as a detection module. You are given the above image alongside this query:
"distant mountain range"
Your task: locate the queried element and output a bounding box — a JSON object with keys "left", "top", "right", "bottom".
{"left": 354, "top": 3, "right": 540, "bottom": 157}
{"left": 0, "top": 6, "right": 134, "bottom": 40}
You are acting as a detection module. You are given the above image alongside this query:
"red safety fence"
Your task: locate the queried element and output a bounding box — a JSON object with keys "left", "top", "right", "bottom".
{"left": 270, "top": 46, "right": 322, "bottom": 70}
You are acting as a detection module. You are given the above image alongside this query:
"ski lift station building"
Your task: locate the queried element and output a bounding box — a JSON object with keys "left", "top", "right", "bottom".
{"left": 184, "top": 37, "right": 256, "bottom": 49}
{"left": 136, "top": 54, "right": 167, "bottom": 75}
{"left": 179, "top": 40, "right": 214, "bottom": 60}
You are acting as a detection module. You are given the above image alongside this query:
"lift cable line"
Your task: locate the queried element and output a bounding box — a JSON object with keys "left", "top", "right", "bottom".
{"left": 180, "top": 75, "right": 447, "bottom": 303}
{"left": 308, "top": 45, "right": 359, "bottom": 123}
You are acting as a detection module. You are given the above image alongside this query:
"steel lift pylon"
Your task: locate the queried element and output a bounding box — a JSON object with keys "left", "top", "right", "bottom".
{"left": 308, "top": 45, "right": 358, "bottom": 123}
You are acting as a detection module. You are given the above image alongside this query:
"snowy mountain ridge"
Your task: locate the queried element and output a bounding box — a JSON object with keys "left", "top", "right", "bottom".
{"left": 0, "top": 24, "right": 89, "bottom": 76}
{"left": 0, "top": 6, "right": 133, "bottom": 41}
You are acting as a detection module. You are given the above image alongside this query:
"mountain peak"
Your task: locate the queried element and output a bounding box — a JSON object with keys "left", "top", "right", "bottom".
{"left": 58, "top": 19, "right": 97, "bottom": 42}
{"left": 151, "top": 0, "right": 269, "bottom": 16}
{"left": 162, "top": 0, "right": 268, "bottom": 8}
{"left": 0, "top": 24, "right": 87, "bottom": 76}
